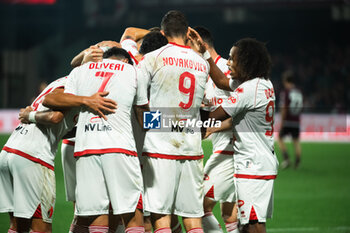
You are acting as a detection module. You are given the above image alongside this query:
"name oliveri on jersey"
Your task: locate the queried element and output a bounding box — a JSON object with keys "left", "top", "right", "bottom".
{"left": 88, "top": 62, "right": 125, "bottom": 71}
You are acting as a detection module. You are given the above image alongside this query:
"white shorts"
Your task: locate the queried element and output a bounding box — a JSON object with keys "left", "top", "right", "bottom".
{"left": 0, "top": 151, "right": 55, "bottom": 223}
{"left": 61, "top": 141, "right": 76, "bottom": 202}
{"left": 75, "top": 153, "right": 143, "bottom": 216}
{"left": 203, "top": 152, "right": 235, "bottom": 203}
{"left": 234, "top": 178, "right": 274, "bottom": 225}
{"left": 143, "top": 157, "right": 204, "bottom": 217}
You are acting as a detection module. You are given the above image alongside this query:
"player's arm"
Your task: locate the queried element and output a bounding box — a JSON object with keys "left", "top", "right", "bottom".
{"left": 204, "top": 117, "right": 232, "bottom": 139}
{"left": 133, "top": 104, "right": 150, "bottom": 131}
{"left": 71, "top": 40, "right": 120, "bottom": 68}
{"left": 43, "top": 88, "right": 117, "bottom": 120}
{"left": 120, "top": 27, "right": 150, "bottom": 42}
{"left": 19, "top": 106, "right": 64, "bottom": 125}
{"left": 188, "top": 27, "right": 232, "bottom": 91}
{"left": 71, "top": 45, "right": 104, "bottom": 67}
{"left": 207, "top": 106, "right": 231, "bottom": 122}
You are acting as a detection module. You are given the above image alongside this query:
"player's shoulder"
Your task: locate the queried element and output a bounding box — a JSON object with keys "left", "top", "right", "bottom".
{"left": 46, "top": 76, "right": 69, "bottom": 89}
{"left": 215, "top": 56, "right": 228, "bottom": 65}
{"left": 145, "top": 43, "right": 172, "bottom": 58}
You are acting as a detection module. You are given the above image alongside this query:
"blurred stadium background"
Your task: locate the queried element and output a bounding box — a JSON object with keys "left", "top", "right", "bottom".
{"left": 0, "top": 0, "right": 349, "bottom": 232}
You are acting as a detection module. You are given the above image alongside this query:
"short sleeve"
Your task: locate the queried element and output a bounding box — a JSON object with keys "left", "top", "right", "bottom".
{"left": 64, "top": 67, "right": 80, "bottom": 95}
{"left": 221, "top": 85, "right": 251, "bottom": 117}
{"left": 121, "top": 39, "right": 139, "bottom": 57}
{"left": 134, "top": 68, "right": 149, "bottom": 106}
{"left": 137, "top": 55, "right": 152, "bottom": 89}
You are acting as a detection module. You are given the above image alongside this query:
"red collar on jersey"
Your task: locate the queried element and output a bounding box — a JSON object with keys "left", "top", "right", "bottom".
{"left": 168, "top": 42, "right": 191, "bottom": 49}
{"left": 214, "top": 55, "right": 221, "bottom": 64}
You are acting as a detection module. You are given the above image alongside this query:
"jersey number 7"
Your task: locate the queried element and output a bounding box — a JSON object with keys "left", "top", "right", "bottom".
{"left": 95, "top": 71, "right": 115, "bottom": 92}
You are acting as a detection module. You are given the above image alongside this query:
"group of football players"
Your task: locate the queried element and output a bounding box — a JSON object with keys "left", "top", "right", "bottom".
{"left": 0, "top": 10, "right": 279, "bottom": 233}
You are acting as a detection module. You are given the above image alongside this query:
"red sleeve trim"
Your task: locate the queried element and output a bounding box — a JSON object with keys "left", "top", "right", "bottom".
{"left": 214, "top": 55, "right": 221, "bottom": 64}
{"left": 128, "top": 51, "right": 139, "bottom": 65}
{"left": 74, "top": 148, "right": 137, "bottom": 157}
{"left": 62, "top": 139, "right": 75, "bottom": 146}
{"left": 214, "top": 150, "right": 234, "bottom": 155}
{"left": 234, "top": 174, "right": 277, "bottom": 180}
{"left": 2, "top": 146, "right": 54, "bottom": 171}
{"left": 143, "top": 152, "right": 203, "bottom": 160}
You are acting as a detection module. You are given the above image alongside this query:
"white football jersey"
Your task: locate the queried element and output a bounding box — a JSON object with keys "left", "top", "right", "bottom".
{"left": 204, "top": 56, "right": 237, "bottom": 154}
{"left": 121, "top": 39, "right": 139, "bottom": 65}
{"left": 3, "top": 77, "right": 77, "bottom": 170}
{"left": 64, "top": 58, "right": 148, "bottom": 157}
{"left": 139, "top": 42, "right": 209, "bottom": 159}
{"left": 222, "top": 78, "right": 279, "bottom": 177}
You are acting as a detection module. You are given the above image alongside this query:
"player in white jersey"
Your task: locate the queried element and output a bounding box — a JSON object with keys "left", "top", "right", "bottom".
{"left": 138, "top": 11, "right": 208, "bottom": 233}
{"left": 66, "top": 33, "right": 168, "bottom": 233}
{"left": 189, "top": 32, "right": 279, "bottom": 233}
{"left": 193, "top": 26, "right": 239, "bottom": 233}
{"left": 0, "top": 77, "right": 78, "bottom": 233}
{"left": 120, "top": 27, "right": 151, "bottom": 65}
{"left": 44, "top": 47, "right": 149, "bottom": 233}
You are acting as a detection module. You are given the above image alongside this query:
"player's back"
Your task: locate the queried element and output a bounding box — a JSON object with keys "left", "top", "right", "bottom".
{"left": 140, "top": 43, "right": 209, "bottom": 158}
{"left": 65, "top": 59, "right": 140, "bottom": 156}
{"left": 3, "top": 77, "right": 76, "bottom": 169}
{"left": 144, "top": 43, "right": 208, "bottom": 109}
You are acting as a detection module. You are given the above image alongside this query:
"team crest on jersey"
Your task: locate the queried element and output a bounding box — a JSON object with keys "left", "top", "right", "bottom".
{"left": 228, "top": 93, "right": 239, "bottom": 104}
{"left": 143, "top": 110, "right": 162, "bottom": 129}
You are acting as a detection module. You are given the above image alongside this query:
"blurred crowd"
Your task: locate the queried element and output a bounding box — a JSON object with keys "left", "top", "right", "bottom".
{"left": 271, "top": 43, "right": 349, "bottom": 113}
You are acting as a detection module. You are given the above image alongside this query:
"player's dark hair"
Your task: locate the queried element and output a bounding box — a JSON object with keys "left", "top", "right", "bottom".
{"left": 282, "top": 70, "right": 295, "bottom": 84}
{"left": 193, "top": 26, "right": 214, "bottom": 48}
{"left": 234, "top": 38, "right": 272, "bottom": 82}
{"left": 161, "top": 10, "right": 188, "bottom": 38}
{"left": 139, "top": 31, "right": 168, "bottom": 55}
{"left": 148, "top": 27, "right": 161, "bottom": 32}
{"left": 103, "top": 47, "right": 133, "bottom": 65}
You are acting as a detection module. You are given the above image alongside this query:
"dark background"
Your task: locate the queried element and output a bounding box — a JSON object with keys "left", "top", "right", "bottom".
{"left": 0, "top": 0, "right": 349, "bottom": 112}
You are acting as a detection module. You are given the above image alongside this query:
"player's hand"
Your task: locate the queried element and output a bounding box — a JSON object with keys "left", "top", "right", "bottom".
{"left": 96, "top": 40, "right": 121, "bottom": 48}
{"left": 85, "top": 91, "right": 117, "bottom": 120}
{"left": 187, "top": 27, "right": 207, "bottom": 53}
{"left": 82, "top": 45, "right": 104, "bottom": 64}
{"left": 19, "top": 106, "right": 33, "bottom": 124}
{"left": 204, "top": 127, "right": 215, "bottom": 139}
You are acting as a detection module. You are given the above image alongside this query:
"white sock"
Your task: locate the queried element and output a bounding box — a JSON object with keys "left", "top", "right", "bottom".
{"left": 202, "top": 212, "right": 222, "bottom": 233}
{"left": 225, "top": 221, "right": 239, "bottom": 233}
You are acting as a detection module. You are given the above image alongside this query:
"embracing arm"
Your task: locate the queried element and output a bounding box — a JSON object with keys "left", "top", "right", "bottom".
{"left": 204, "top": 117, "right": 232, "bottom": 139}
{"left": 120, "top": 27, "right": 150, "bottom": 42}
{"left": 188, "top": 27, "right": 232, "bottom": 91}
{"left": 43, "top": 88, "right": 117, "bottom": 120}
{"left": 19, "top": 106, "right": 64, "bottom": 125}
